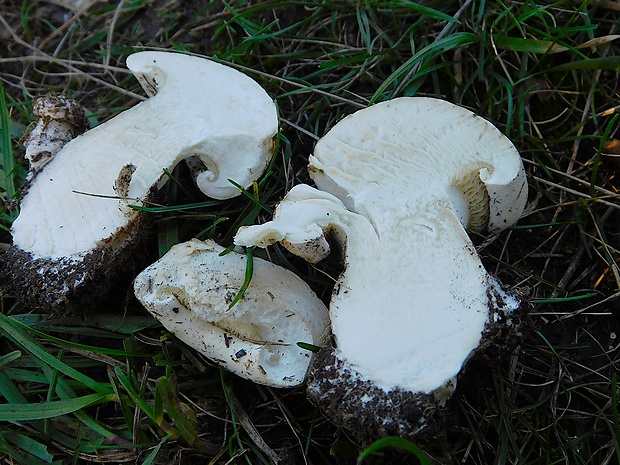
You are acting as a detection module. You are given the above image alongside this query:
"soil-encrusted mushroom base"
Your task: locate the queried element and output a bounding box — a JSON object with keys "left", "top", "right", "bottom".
{"left": 0, "top": 213, "right": 152, "bottom": 315}
{"left": 306, "top": 277, "right": 524, "bottom": 443}
{"left": 306, "top": 345, "right": 446, "bottom": 443}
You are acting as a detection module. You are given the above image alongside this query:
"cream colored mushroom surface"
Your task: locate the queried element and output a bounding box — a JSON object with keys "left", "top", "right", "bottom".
{"left": 134, "top": 239, "right": 329, "bottom": 388}
{"left": 0, "top": 51, "right": 278, "bottom": 310}
{"left": 235, "top": 97, "right": 528, "bottom": 440}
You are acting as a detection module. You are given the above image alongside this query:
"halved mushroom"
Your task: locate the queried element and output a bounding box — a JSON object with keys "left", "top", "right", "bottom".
{"left": 134, "top": 238, "right": 329, "bottom": 387}
{"left": 0, "top": 51, "right": 278, "bottom": 310}
{"left": 235, "top": 97, "right": 528, "bottom": 440}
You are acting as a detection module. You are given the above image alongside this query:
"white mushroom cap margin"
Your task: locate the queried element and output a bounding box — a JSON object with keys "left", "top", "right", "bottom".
{"left": 134, "top": 239, "right": 329, "bottom": 388}
{"left": 235, "top": 97, "right": 527, "bottom": 438}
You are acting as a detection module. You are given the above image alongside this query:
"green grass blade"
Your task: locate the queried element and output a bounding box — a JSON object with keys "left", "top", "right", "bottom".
{"left": 374, "top": 1, "right": 461, "bottom": 23}
{"left": 0, "top": 350, "right": 21, "bottom": 368}
{"left": 30, "top": 313, "right": 160, "bottom": 335}
{"left": 141, "top": 434, "right": 172, "bottom": 465}
{"left": 357, "top": 436, "right": 431, "bottom": 464}
{"left": 0, "top": 313, "right": 113, "bottom": 395}
{"left": 493, "top": 35, "right": 561, "bottom": 53}
{"left": 6, "top": 318, "right": 151, "bottom": 357}
{"left": 0, "top": 393, "right": 116, "bottom": 421}
{"left": 106, "top": 367, "right": 137, "bottom": 440}
{"left": 1, "top": 430, "right": 56, "bottom": 463}
{"left": 371, "top": 32, "right": 479, "bottom": 102}
{"left": 113, "top": 366, "right": 154, "bottom": 420}
{"left": 543, "top": 56, "right": 620, "bottom": 73}
{"left": 155, "top": 376, "right": 197, "bottom": 446}
{"left": 158, "top": 217, "right": 179, "bottom": 257}
{"left": 0, "top": 371, "right": 28, "bottom": 404}
{"left": 296, "top": 342, "right": 320, "bottom": 353}
{"left": 39, "top": 362, "right": 120, "bottom": 440}
{"left": 0, "top": 430, "right": 55, "bottom": 465}
{"left": 130, "top": 200, "right": 223, "bottom": 213}
{"left": 532, "top": 293, "right": 597, "bottom": 305}
{"left": 227, "top": 248, "right": 253, "bottom": 311}
{"left": 0, "top": 82, "right": 16, "bottom": 200}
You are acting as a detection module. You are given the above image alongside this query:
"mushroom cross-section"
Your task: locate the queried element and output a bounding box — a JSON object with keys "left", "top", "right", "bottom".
{"left": 0, "top": 51, "right": 278, "bottom": 310}
{"left": 134, "top": 239, "right": 329, "bottom": 388}
{"left": 234, "top": 97, "right": 528, "bottom": 440}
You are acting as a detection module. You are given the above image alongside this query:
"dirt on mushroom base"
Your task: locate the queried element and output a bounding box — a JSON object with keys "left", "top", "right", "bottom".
{"left": 0, "top": 208, "right": 155, "bottom": 315}
{"left": 306, "top": 276, "right": 525, "bottom": 443}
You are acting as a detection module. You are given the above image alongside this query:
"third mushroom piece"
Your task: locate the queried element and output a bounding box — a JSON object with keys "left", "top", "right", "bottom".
{"left": 235, "top": 97, "right": 528, "bottom": 440}
{"left": 133, "top": 239, "right": 329, "bottom": 388}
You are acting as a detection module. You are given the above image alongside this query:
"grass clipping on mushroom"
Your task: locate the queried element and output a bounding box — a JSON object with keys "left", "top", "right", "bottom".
{"left": 235, "top": 97, "right": 528, "bottom": 441}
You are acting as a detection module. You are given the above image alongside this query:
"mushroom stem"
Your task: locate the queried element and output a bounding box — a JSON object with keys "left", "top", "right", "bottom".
{"left": 236, "top": 185, "right": 498, "bottom": 393}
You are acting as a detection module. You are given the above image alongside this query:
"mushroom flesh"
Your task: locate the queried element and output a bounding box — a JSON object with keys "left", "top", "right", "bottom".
{"left": 0, "top": 51, "right": 278, "bottom": 310}
{"left": 235, "top": 97, "right": 528, "bottom": 440}
{"left": 134, "top": 238, "right": 329, "bottom": 387}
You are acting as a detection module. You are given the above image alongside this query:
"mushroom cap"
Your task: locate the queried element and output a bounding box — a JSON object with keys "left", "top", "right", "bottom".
{"left": 309, "top": 97, "right": 527, "bottom": 234}
{"left": 134, "top": 239, "right": 329, "bottom": 388}
{"left": 11, "top": 51, "right": 278, "bottom": 259}
{"left": 126, "top": 51, "right": 278, "bottom": 199}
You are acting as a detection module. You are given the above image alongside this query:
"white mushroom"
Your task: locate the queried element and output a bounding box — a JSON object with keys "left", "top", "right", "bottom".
{"left": 133, "top": 238, "right": 329, "bottom": 388}
{"left": 235, "top": 97, "right": 528, "bottom": 439}
{"left": 1, "top": 51, "right": 278, "bottom": 309}
{"left": 24, "top": 93, "right": 88, "bottom": 178}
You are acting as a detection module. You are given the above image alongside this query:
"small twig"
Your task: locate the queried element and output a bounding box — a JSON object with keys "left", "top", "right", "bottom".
{"left": 0, "top": 56, "right": 132, "bottom": 74}
{"left": 558, "top": 291, "right": 620, "bottom": 320}
{"left": 37, "top": 1, "right": 99, "bottom": 52}
{"left": 530, "top": 175, "right": 620, "bottom": 211}
{"left": 71, "top": 190, "right": 140, "bottom": 202}
{"left": 552, "top": 246, "right": 587, "bottom": 298}
{"left": 280, "top": 117, "right": 320, "bottom": 141}
{"left": 0, "top": 13, "right": 143, "bottom": 100}
{"left": 267, "top": 388, "right": 309, "bottom": 465}
{"left": 522, "top": 158, "right": 620, "bottom": 200}
{"left": 133, "top": 364, "right": 150, "bottom": 445}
